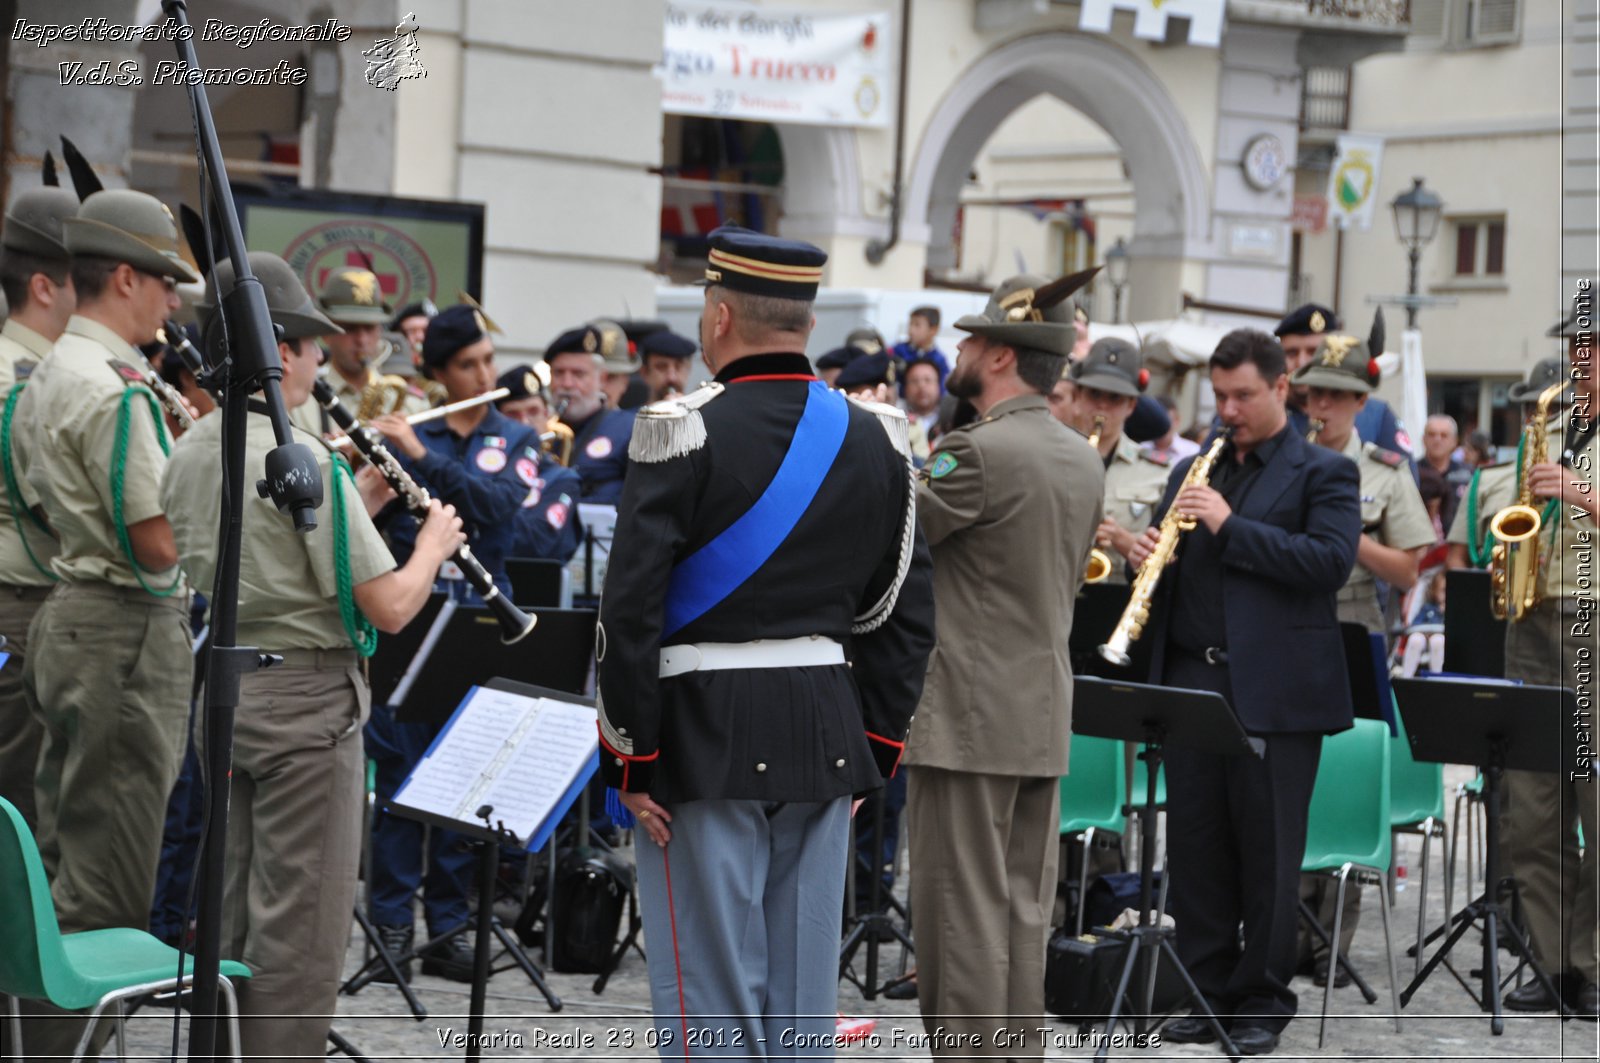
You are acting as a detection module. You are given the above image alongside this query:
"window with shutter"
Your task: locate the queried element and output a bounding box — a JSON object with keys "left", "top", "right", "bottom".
{"left": 1469, "top": 0, "right": 1521, "bottom": 44}
{"left": 1408, "top": 0, "right": 1451, "bottom": 42}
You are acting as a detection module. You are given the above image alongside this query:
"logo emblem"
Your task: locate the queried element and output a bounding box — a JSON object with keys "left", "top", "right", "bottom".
{"left": 515, "top": 456, "right": 539, "bottom": 487}
{"left": 364, "top": 12, "right": 427, "bottom": 91}
{"left": 1310, "top": 310, "right": 1326, "bottom": 333}
{"left": 346, "top": 270, "right": 380, "bottom": 305}
{"left": 546, "top": 499, "right": 571, "bottom": 530}
{"left": 1320, "top": 335, "right": 1359, "bottom": 366}
{"left": 475, "top": 448, "right": 507, "bottom": 473}
{"left": 586, "top": 436, "right": 613, "bottom": 460}
{"left": 927, "top": 452, "right": 959, "bottom": 479}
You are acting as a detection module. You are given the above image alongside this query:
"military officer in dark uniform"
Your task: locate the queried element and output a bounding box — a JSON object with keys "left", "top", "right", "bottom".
{"left": 598, "top": 226, "right": 936, "bottom": 1058}
{"left": 545, "top": 324, "right": 636, "bottom": 504}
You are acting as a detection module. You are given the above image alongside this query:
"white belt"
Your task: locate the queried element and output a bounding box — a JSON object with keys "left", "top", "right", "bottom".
{"left": 658, "top": 637, "right": 845, "bottom": 679}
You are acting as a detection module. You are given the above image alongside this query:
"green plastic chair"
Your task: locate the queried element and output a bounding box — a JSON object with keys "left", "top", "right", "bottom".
{"left": 1388, "top": 709, "right": 1450, "bottom": 977}
{"left": 0, "top": 797, "right": 250, "bottom": 1061}
{"left": 1300, "top": 719, "right": 1401, "bottom": 1048}
{"left": 1060, "top": 732, "right": 1126, "bottom": 934}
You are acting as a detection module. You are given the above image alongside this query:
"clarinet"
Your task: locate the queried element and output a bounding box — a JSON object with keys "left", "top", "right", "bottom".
{"left": 140, "top": 344, "right": 197, "bottom": 432}
{"left": 312, "top": 378, "right": 536, "bottom": 644}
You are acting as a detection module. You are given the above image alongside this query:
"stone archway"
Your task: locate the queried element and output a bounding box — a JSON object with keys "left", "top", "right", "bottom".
{"left": 773, "top": 123, "right": 875, "bottom": 242}
{"left": 906, "top": 32, "right": 1211, "bottom": 281}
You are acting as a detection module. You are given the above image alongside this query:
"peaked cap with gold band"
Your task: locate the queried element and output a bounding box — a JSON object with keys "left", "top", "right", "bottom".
{"left": 702, "top": 224, "right": 826, "bottom": 301}
{"left": 3, "top": 187, "right": 81, "bottom": 261}
{"left": 317, "top": 266, "right": 390, "bottom": 325}
{"left": 953, "top": 267, "right": 1102, "bottom": 357}
{"left": 63, "top": 189, "right": 199, "bottom": 282}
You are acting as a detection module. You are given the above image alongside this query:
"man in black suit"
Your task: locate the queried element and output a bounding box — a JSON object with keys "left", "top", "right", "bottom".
{"left": 1128, "top": 329, "right": 1361, "bottom": 1055}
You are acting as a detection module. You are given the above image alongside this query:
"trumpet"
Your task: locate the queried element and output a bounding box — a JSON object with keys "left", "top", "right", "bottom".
{"left": 544, "top": 398, "right": 576, "bottom": 467}
{"left": 325, "top": 388, "right": 509, "bottom": 448}
{"left": 1306, "top": 417, "right": 1325, "bottom": 444}
{"left": 1083, "top": 413, "right": 1112, "bottom": 584}
{"left": 1489, "top": 378, "right": 1570, "bottom": 622}
{"left": 312, "top": 379, "right": 536, "bottom": 644}
{"left": 1100, "top": 429, "right": 1231, "bottom": 666}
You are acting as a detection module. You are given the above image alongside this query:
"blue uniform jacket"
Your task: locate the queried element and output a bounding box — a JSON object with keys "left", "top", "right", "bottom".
{"left": 387, "top": 405, "right": 540, "bottom": 595}
{"left": 510, "top": 454, "right": 584, "bottom": 563}
{"left": 568, "top": 406, "right": 635, "bottom": 504}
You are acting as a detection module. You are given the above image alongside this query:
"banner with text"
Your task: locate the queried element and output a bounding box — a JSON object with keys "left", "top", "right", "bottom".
{"left": 1326, "top": 135, "right": 1386, "bottom": 231}
{"left": 659, "top": 2, "right": 894, "bottom": 128}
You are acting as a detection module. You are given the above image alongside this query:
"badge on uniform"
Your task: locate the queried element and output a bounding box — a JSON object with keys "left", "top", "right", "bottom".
{"left": 1129, "top": 502, "right": 1149, "bottom": 520}
{"left": 587, "top": 436, "right": 613, "bottom": 460}
{"left": 547, "top": 495, "right": 571, "bottom": 529}
{"left": 927, "top": 451, "right": 959, "bottom": 479}
{"left": 484, "top": 435, "right": 507, "bottom": 450}
{"left": 515, "top": 456, "right": 539, "bottom": 487}
{"left": 476, "top": 448, "right": 507, "bottom": 473}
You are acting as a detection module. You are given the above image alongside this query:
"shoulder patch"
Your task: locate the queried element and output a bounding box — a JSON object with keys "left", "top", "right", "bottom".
{"left": 1139, "top": 449, "right": 1171, "bottom": 467}
{"left": 847, "top": 393, "right": 911, "bottom": 461}
{"left": 927, "top": 451, "right": 959, "bottom": 479}
{"left": 108, "top": 359, "right": 145, "bottom": 385}
{"left": 1366, "top": 443, "right": 1407, "bottom": 468}
{"left": 628, "top": 381, "right": 725, "bottom": 463}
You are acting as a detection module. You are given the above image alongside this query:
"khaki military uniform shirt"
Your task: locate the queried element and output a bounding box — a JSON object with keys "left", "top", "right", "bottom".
{"left": 0, "top": 320, "right": 59, "bottom": 586}
{"left": 1335, "top": 431, "right": 1436, "bottom": 633}
{"left": 289, "top": 365, "right": 432, "bottom": 437}
{"left": 1445, "top": 462, "right": 1516, "bottom": 563}
{"left": 19, "top": 315, "right": 183, "bottom": 589}
{"left": 1542, "top": 415, "right": 1598, "bottom": 602}
{"left": 1100, "top": 432, "right": 1171, "bottom": 584}
{"left": 162, "top": 412, "right": 395, "bottom": 651}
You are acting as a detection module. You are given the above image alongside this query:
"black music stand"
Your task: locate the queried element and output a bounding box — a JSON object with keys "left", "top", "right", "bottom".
{"left": 1071, "top": 676, "right": 1261, "bottom": 1059}
{"left": 1443, "top": 570, "right": 1505, "bottom": 678}
{"left": 838, "top": 783, "right": 914, "bottom": 998}
{"left": 367, "top": 592, "right": 447, "bottom": 707}
{"left": 1340, "top": 622, "right": 1395, "bottom": 729}
{"left": 1393, "top": 676, "right": 1575, "bottom": 1033}
{"left": 506, "top": 557, "right": 570, "bottom": 608}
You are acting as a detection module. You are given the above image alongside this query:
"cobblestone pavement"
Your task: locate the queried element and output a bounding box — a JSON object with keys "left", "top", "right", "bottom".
{"left": 108, "top": 766, "right": 1596, "bottom": 1060}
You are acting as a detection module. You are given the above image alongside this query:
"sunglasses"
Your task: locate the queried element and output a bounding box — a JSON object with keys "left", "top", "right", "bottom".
{"left": 136, "top": 268, "right": 179, "bottom": 294}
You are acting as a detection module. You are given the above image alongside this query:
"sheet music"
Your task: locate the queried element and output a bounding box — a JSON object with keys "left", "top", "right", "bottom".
{"left": 392, "top": 685, "right": 598, "bottom": 847}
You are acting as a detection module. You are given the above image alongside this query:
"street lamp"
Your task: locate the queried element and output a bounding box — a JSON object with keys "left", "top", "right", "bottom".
{"left": 1389, "top": 177, "right": 1443, "bottom": 328}
{"left": 1104, "top": 237, "right": 1130, "bottom": 323}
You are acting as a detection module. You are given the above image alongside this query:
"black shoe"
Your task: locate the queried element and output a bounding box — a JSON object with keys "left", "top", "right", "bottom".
{"left": 1574, "top": 980, "right": 1599, "bottom": 1020}
{"left": 1312, "top": 958, "right": 1353, "bottom": 989}
{"left": 882, "top": 972, "right": 917, "bottom": 1001}
{"left": 1504, "top": 978, "right": 1562, "bottom": 1012}
{"left": 373, "top": 923, "right": 413, "bottom": 984}
{"left": 420, "top": 930, "right": 477, "bottom": 982}
{"left": 1229, "top": 1024, "right": 1280, "bottom": 1056}
{"left": 1160, "top": 1014, "right": 1218, "bottom": 1044}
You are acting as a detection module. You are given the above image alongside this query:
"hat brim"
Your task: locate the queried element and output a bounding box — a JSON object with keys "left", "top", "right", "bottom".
{"left": 2, "top": 219, "right": 71, "bottom": 261}
{"left": 322, "top": 305, "right": 391, "bottom": 325}
{"left": 1070, "top": 371, "right": 1141, "bottom": 398}
{"left": 195, "top": 301, "right": 344, "bottom": 341}
{"left": 1291, "top": 366, "right": 1372, "bottom": 394}
{"left": 63, "top": 216, "right": 200, "bottom": 282}
{"left": 1507, "top": 381, "right": 1573, "bottom": 404}
{"left": 955, "top": 319, "right": 1075, "bottom": 358}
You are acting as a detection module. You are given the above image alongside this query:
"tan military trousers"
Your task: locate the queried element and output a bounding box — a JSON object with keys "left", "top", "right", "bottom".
{"left": 907, "top": 766, "right": 1059, "bottom": 1061}
{"left": 1502, "top": 596, "right": 1599, "bottom": 984}
{"left": 0, "top": 583, "right": 52, "bottom": 829}
{"left": 215, "top": 654, "right": 369, "bottom": 1063}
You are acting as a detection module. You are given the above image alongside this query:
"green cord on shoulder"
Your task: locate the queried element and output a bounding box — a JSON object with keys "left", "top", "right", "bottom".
{"left": 0, "top": 383, "right": 60, "bottom": 582}
{"left": 331, "top": 453, "right": 378, "bottom": 657}
{"left": 112, "top": 387, "right": 183, "bottom": 597}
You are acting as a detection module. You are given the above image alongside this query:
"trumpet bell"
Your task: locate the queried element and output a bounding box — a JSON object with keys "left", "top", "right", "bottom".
{"left": 1085, "top": 549, "right": 1112, "bottom": 584}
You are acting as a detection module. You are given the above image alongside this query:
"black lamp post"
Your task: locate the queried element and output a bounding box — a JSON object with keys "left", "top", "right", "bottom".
{"left": 1389, "top": 177, "right": 1443, "bottom": 328}
{"left": 1104, "top": 236, "right": 1130, "bottom": 323}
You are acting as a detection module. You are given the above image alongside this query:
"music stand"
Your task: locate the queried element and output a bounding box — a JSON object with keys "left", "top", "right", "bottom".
{"left": 1393, "top": 676, "right": 1576, "bottom": 1033}
{"left": 1443, "top": 570, "right": 1505, "bottom": 678}
{"left": 506, "top": 557, "right": 571, "bottom": 608}
{"left": 1071, "top": 676, "right": 1261, "bottom": 1059}
{"left": 366, "top": 591, "right": 447, "bottom": 713}
{"left": 838, "top": 782, "right": 914, "bottom": 998}
{"left": 1339, "top": 622, "right": 1395, "bottom": 730}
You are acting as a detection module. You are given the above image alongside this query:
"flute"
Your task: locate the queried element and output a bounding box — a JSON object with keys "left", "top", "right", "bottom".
{"left": 323, "top": 387, "right": 509, "bottom": 449}
{"left": 312, "top": 378, "right": 536, "bottom": 644}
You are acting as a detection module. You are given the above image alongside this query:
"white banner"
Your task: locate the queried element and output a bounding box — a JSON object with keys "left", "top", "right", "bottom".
{"left": 659, "top": 2, "right": 894, "bottom": 128}
{"left": 1401, "top": 328, "right": 1428, "bottom": 460}
{"left": 1079, "top": 0, "right": 1225, "bottom": 48}
{"left": 1326, "top": 134, "right": 1386, "bottom": 231}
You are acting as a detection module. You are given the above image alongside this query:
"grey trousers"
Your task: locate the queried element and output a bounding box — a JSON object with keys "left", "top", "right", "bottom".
{"left": 906, "top": 767, "right": 1059, "bottom": 1061}
{"left": 634, "top": 796, "right": 850, "bottom": 1060}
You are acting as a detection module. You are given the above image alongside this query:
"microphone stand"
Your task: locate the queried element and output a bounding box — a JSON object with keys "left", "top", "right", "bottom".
{"left": 159, "top": 5, "right": 325, "bottom": 1060}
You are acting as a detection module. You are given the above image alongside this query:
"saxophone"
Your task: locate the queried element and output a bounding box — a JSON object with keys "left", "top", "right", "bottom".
{"left": 1307, "top": 417, "right": 1325, "bottom": 444}
{"left": 1084, "top": 414, "right": 1111, "bottom": 584}
{"left": 1488, "top": 378, "right": 1571, "bottom": 622}
{"left": 542, "top": 398, "right": 576, "bottom": 467}
{"left": 1099, "top": 429, "right": 1231, "bottom": 666}
{"left": 356, "top": 372, "right": 415, "bottom": 422}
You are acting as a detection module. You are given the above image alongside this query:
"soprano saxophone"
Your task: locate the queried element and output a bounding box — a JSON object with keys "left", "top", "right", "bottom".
{"left": 1084, "top": 414, "right": 1111, "bottom": 584}
{"left": 1099, "top": 429, "right": 1231, "bottom": 666}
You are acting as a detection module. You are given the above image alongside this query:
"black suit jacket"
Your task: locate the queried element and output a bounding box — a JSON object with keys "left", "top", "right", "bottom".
{"left": 1147, "top": 428, "right": 1362, "bottom": 735}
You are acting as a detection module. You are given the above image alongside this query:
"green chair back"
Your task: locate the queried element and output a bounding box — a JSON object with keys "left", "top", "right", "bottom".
{"left": 1302, "top": 719, "right": 1393, "bottom": 873}
{"left": 1388, "top": 709, "right": 1445, "bottom": 827}
{"left": 0, "top": 797, "right": 86, "bottom": 1006}
{"left": 1060, "top": 733, "right": 1126, "bottom": 836}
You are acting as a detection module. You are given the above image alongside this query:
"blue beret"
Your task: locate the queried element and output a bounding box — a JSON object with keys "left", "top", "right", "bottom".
{"left": 545, "top": 325, "right": 601, "bottom": 359}
{"left": 816, "top": 345, "right": 864, "bottom": 370}
{"left": 495, "top": 366, "right": 544, "bottom": 403}
{"left": 1275, "top": 303, "right": 1340, "bottom": 337}
{"left": 835, "top": 351, "right": 893, "bottom": 390}
{"left": 704, "top": 225, "right": 826, "bottom": 301}
{"left": 390, "top": 299, "right": 437, "bottom": 331}
{"left": 639, "top": 330, "right": 696, "bottom": 360}
{"left": 420, "top": 304, "right": 487, "bottom": 367}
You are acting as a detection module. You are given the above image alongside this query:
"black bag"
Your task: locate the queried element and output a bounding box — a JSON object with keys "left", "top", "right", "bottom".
{"left": 542, "top": 849, "right": 632, "bottom": 973}
{"left": 1044, "top": 927, "right": 1186, "bottom": 1022}
{"left": 1083, "top": 871, "right": 1162, "bottom": 931}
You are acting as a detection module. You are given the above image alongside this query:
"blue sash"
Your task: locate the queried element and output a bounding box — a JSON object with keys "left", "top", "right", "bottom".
{"left": 662, "top": 381, "right": 848, "bottom": 638}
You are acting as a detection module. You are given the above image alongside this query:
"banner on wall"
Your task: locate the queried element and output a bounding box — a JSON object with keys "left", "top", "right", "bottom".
{"left": 659, "top": 2, "right": 894, "bottom": 128}
{"left": 1326, "top": 134, "right": 1386, "bottom": 231}
{"left": 1079, "top": 0, "right": 1225, "bottom": 48}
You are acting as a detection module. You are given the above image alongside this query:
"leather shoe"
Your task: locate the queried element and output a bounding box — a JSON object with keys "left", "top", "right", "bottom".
{"left": 1312, "top": 958, "right": 1353, "bottom": 989}
{"left": 1160, "top": 1015, "right": 1218, "bottom": 1044}
{"left": 1229, "top": 1024, "right": 1280, "bottom": 1056}
{"left": 882, "top": 972, "right": 918, "bottom": 1001}
{"left": 373, "top": 924, "right": 413, "bottom": 984}
{"left": 420, "top": 930, "right": 477, "bottom": 982}
{"left": 1573, "top": 980, "right": 1598, "bottom": 1020}
{"left": 1504, "top": 978, "right": 1562, "bottom": 1012}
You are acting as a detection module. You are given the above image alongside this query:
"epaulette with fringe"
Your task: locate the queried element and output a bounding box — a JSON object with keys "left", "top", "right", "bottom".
{"left": 846, "top": 394, "right": 911, "bottom": 461}
{"left": 627, "top": 382, "right": 725, "bottom": 463}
